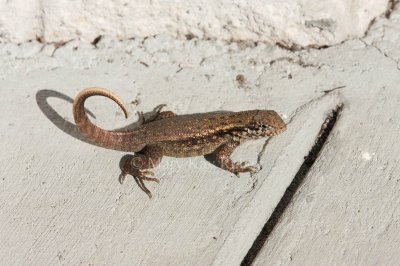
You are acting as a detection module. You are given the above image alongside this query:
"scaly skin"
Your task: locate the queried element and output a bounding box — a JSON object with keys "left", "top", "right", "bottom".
{"left": 73, "top": 87, "right": 286, "bottom": 198}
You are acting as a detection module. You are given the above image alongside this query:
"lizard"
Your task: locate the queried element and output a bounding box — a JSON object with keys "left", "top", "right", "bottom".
{"left": 73, "top": 87, "right": 287, "bottom": 198}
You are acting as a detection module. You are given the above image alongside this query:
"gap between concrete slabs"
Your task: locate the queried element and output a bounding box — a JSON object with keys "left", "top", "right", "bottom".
{"left": 212, "top": 93, "right": 342, "bottom": 265}
{"left": 242, "top": 103, "right": 343, "bottom": 265}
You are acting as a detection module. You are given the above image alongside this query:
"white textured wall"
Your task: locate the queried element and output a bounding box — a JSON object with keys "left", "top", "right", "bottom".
{"left": 0, "top": 0, "right": 389, "bottom": 47}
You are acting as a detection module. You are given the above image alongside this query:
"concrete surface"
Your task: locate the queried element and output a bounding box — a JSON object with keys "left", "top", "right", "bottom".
{"left": 1, "top": 3, "right": 400, "bottom": 266}
{"left": 0, "top": 0, "right": 389, "bottom": 47}
{"left": 252, "top": 5, "right": 400, "bottom": 265}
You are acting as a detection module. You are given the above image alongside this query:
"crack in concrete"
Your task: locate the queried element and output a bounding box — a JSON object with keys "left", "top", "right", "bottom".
{"left": 385, "top": 0, "right": 400, "bottom": 18}
{"left": 276, "top": 41, "right": 330, "bottom": 51}
{"left": 255, "top": 138, "right": 271, "bottom": 169}
{"left": 323, "top": 85, "right": 346, "bottom": 94}
{"left": 360, "top": 39, "right": 400, "bottom": 71}
{"left": 269, "top": 55, "right": 323, "bottom": 69}
{"left": 363, "top": 0, "right": 400, "bottom": 37}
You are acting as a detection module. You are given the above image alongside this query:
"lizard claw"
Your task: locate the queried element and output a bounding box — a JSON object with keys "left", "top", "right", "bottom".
{"left": 137, "top": 111, "right": 146, "bottom": 123}
{"left": 120, "top": 168, "right": 159, "bottom": 182}
{"left": 139, "top": 170, "right": 160, "bottom": 183}
{"left": 119, "top": 172, "right": 127, "bottom": 184}
{"left": 246, "top": 165, "right": 260, "bottom": 173}
{"left": 140, "top": 169, "right": 154, "bottom": 177}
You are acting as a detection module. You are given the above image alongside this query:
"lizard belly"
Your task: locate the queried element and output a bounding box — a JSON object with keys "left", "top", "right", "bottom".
{"left": 158, "top": 135, "right": 230, "bottom": 157}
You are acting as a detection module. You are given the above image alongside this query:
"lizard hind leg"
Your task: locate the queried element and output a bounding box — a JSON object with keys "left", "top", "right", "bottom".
{"left": 211, "top": 140, "right": 260, "bottom": 176}
{"left": 119, "top": 145, "right": 163, "bottom": 198}
{"left": 138, "top": 104, "right": 177, "bottom": 124}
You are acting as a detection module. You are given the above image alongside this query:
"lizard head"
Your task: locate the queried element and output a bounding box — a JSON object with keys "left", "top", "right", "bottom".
{"left": 245, "top": 110, "right": 287, "bottom": 137}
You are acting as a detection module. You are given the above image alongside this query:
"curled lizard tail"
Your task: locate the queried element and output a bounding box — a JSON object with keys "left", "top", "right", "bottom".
{"left": 73, "top": 87, "right": 145, "bottom": 152}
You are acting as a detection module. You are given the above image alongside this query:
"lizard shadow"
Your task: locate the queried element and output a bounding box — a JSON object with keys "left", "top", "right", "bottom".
{"left": 35, "top": 89, "right": 157, "bottom": 147}
{"left": 36, "top": 89, "right": 96, "bottom": 146}
{"left": 204, "top": 153, "right": 222, "bottom": 170}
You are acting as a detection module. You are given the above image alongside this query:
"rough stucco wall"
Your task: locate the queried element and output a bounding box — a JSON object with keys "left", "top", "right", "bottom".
{"left": 0, "top": 0, "right": 389, "bottom": 47}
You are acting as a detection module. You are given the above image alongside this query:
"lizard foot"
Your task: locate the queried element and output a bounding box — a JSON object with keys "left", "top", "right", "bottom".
{"left": 212, "top": 141, "right": 261, "bottom": 177}
{"left": 119, "top": 169, "right": 160, "bottom": 198}
{"left": 228, "top": 162, "right": 260, "bottom": 177}
{"left": 119, "top": 155, "right": 160, "bottom": 198}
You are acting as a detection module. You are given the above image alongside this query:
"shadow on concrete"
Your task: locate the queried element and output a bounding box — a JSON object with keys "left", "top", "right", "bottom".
{"left": 35, "top": 89, "right": 149, "bottom": 147}
{"left": 36, "top": 89, "right": 96, "bottom": 145}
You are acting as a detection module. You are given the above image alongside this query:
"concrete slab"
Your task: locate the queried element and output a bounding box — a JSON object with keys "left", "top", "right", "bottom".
{"left": 0, "top": 35, "right": 326, "bottom": 265}
{"left": 1, "top": 4, "right": 400, "bottom": 265}
{"left": 250, "top": 5, "right": 400, "bottom": 265}
{"left": 0, "top": 0, "right": 389, "bottom": 47}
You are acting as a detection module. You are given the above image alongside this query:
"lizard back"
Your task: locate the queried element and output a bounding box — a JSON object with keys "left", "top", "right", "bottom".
{"left": 138, "top": 110, "right": 276, "bottom": 143}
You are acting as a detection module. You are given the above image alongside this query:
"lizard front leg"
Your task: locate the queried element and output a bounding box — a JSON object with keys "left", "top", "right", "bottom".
{"left": 119, "top": 145, "right": 163, "bottom": 198}
{"left": 212, "top": 140, "right": 259, "bottom": 176}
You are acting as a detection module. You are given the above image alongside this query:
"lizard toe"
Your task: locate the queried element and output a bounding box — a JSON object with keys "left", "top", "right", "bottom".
{"left": 246, "top": 165, "right": 260, "bottom": 173}
{"left": 232, "top": 162, "right": 260, "bottom": 174}
{"left": 119, "top": 172, "right": 127, "bottom": 184}
{"left": 139, "top": 170, "right": 160, "bottom": 183}
{"left": 239, "top": 161, "right": 251, "bottom": 167}
{"left": 140, "top": 169, "right": 155, "bottom": 177}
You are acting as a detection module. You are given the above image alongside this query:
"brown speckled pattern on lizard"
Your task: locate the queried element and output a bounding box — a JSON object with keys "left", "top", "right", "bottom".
{"left": 73, "top": 87, "right": 286, "bottom": 198}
